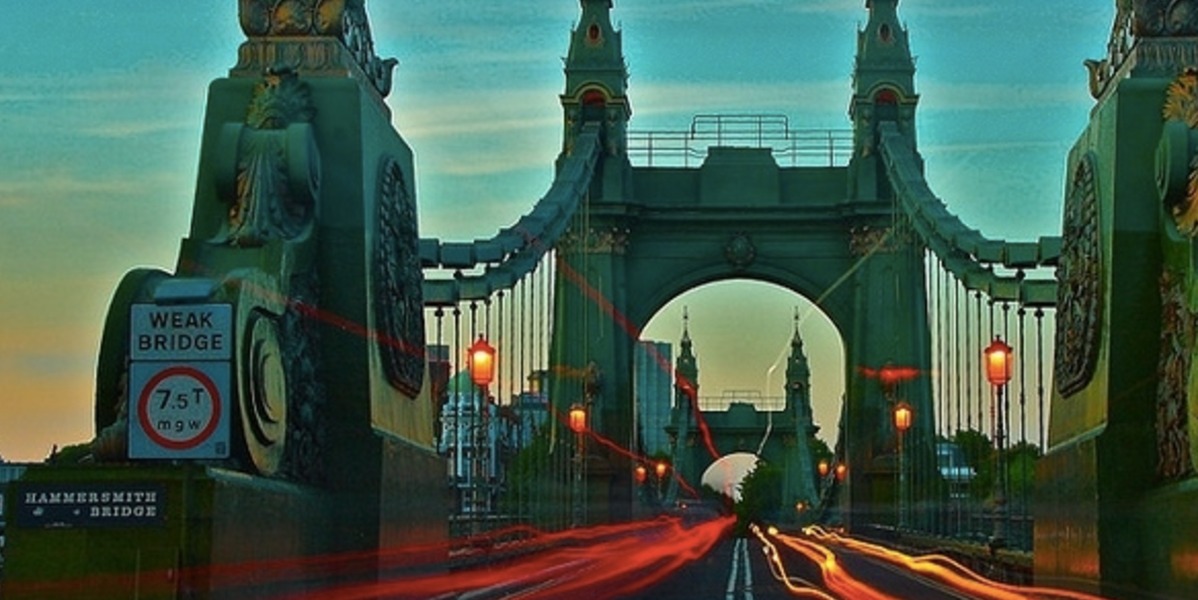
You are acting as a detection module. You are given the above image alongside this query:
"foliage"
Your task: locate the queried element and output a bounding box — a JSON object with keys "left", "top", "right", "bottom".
{"left": 734, "top": 460, "right": 782, "bottom": 533}
{"left": 498, "top": 430, "right": 557, "bottom": 518}
{"left": 809, "top": 436, "right": 833, "bottom": 465}
{"left": 45, "top": 442, "right": 91, "bottom": 465}
{"left": 1006, "top": 442, "right": 1041, "bottom": 501}
{"left": 949, "top": 430, "right": 1041, "bottom": 503}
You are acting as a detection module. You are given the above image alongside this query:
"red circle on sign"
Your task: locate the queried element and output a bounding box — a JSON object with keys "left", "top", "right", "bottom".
{"left": 137, "top": 365, "right": 223, "bottom": 450}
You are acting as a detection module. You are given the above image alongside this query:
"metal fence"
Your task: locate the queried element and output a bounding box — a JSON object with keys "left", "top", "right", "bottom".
{"left": 627, "top": 114, "right": 852, "bottom": 168}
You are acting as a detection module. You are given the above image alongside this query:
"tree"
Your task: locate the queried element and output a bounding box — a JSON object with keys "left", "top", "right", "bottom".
{"left": 952, "top": 429, "right": 994, "bottom": 500}
{"left": 1005, "top": 442, "right": 1041, "bottom": 509}
{"left": 734, "top": 460, "right": 782, "bottom": 533}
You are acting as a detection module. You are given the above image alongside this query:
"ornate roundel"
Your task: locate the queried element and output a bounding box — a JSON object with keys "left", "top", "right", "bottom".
{"left": 375, "top": 156, "right": 426, "bottom": 397}
{"left": 1055, "top": 152, "right": 1102, "bottom": 397}
{"left": 241, "top": 309, "right": 287, "bottom": 474}
{"left": 724, "top": 234, "right": 756, "bottom": 270}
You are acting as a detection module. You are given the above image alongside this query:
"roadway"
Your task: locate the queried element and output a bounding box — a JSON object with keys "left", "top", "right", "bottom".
{"left": 280, "top": 517, "right": 1109, "bottom": 599}
{"left": 625, "top": 529, "right": 976, "bottom": 600}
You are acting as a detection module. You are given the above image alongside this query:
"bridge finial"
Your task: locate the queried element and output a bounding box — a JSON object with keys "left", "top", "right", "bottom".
{"left": 791, "top": 308, "right": 804, "bottom": 347}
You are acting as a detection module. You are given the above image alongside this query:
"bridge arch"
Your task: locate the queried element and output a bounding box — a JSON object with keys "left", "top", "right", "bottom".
{"left": 640, "top": 279, "right": 845, "bottom": 447}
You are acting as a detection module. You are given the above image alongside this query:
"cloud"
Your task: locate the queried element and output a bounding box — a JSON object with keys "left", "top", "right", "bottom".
{"left": 0, "top": 169, "right": 179, "bottom": 204}
{"left": 918, "top": 80, "right": 1091, "bottom": 112}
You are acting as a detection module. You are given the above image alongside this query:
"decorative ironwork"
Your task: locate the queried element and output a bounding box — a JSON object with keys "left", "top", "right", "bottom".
{"left": 220, "top": 68, "right": 319, "bottom": 247}
{"left": 724, "top": 234, "right": 756, "bottom": 270}
{"left": 1157, "top": 269, "right": 1195, "bottom": 480}
{"left": 236, "top": 0, "right": 397, "bottom": 98}
{"left": 1086, "top": 2, "right": 1198, "bottom": 99}
{"left": 1055, "top": 153, "right": 1103, "bottom": 397}
{"left": 375, "top": 156, "right": 425, "bottom": 397}
{"left": 1161, "top": 68, "right": 1198, "bottom": 235}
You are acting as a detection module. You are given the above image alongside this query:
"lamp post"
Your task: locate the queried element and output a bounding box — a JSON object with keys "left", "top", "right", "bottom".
{"left": 569, "top": 403, "right": 587, "bottom": 527}
{"left": 893, "top": 401, "right": 913, "bottom": 529}
{"left": 467, "top": 336, "right": 496, "bottom": 518}
{"left": 984, "top": 336, "right": 1012, "bottom": 549}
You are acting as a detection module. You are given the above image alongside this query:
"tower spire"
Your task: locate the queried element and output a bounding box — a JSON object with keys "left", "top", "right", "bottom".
{"left": 849, "top": 0, "right": 920, "bottom": 200}
{"left": 560, "top": 0, "right": 631, "bottom": 158}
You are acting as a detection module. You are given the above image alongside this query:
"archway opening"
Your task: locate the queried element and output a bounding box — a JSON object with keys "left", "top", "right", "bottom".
{"left": 635, "top": 279, "right": 845, "bottom": 457}
{"left": 701, "top": 452, "right": 760, "bottom": 501}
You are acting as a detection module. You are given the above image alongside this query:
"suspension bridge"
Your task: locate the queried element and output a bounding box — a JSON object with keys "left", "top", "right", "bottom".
{"left": 4, "top": 0, "right": 1198, "bottom": 598}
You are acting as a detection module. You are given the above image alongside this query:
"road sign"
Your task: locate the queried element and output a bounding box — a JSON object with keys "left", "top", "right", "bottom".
{"left": 128, "top": 361, "right": 230, "bottom": 459}
{"left": 130, "top": 304, "right": 232, "bottom": 362}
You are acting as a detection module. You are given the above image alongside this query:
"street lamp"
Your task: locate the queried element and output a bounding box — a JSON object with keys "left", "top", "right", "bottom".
{"left": 893, "top": 402, "right": 913, "bottom": 529}
{"left": 818, "top": 459, "right": 830, "bottom": 479}
{"left": 635, "top": 464, "right": 647, "bottom": 485}
{"left": 835, "top": 463, "right": 847, "bottom": 482}
{"left": 467, "top": 336, "right": 496, "bottom": 517}
{"left": 983, "top": 336, "right": 1013, "bottom": 548}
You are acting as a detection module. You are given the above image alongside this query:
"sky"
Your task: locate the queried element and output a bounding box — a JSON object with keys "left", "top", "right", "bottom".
{"left": 0, "top": 1, "right": 1115, "bottom": 462}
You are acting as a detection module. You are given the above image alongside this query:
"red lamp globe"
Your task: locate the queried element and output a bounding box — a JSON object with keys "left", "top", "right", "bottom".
{"left": 983, "top": 336, "right": 1013, "bottom": 386}
{"left": 893, "top": 402, "right": 913, "bottom": 433}
{"left": 468, "top": 336, "right": 496, "bottom": 388}
{"left": 568, "top": 404, "right": 587, "bottom": 434}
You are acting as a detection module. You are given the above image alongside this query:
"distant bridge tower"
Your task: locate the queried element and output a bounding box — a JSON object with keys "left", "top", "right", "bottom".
{"left": 783, "top": 314, "right": 820, "bottom": 514}
{"left": 666, "top": 311, "right": 699, "bottom": 504}
{"left": 849, "top": 0, "right": 920, "bottom": 201}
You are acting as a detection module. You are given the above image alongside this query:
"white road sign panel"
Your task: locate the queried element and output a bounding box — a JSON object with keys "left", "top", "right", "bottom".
{"left": 128, "top": 361, "right": 230, "bottom": 459}
{"left": 130, "top": 304, "right": 232, "bottom": 362}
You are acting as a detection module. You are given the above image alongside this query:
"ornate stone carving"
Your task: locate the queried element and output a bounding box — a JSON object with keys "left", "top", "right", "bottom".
{"left": 849, "top": 225, "right": 907, "bottom": 256}
{"left": 236, "top": 0, "right": 397, "bottom": 98}
{"left": 1131, "top": 0, "right": 1198, "bottom": 37}
{"left": 1156, "top": 269, "right": 1195, "bottom": 480}
{"left": 1159, "top": 68, "right": 1198, "bottom": 235}
{"left": 375, "top": 156, "right": 426, "bottom": 397}
{"left": 279, "top": 273, "right": 327, "bottom": 484}
{"left": 217, "top": 68, "right": 320, "bottom": 247}
{"left": 555, "top": 227, "right": 631, "bottom": 254}
{"left": 724, "top": 234, "right": 756, "bottom": 270}
{"left": 1055, "top": 153, "right": 1103, "bottom": 398}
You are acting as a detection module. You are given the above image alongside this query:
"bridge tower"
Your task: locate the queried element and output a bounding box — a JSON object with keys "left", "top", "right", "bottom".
{"left": 839, "top": 0, "right": 936, "bottom": 531}
{"left": 783, "top": 315, "right": 820, "bottom": 515}
{"left": 550, "top": 0, "right": 637, "bottom": 523}
{"left": 666, "top": 311, "right": 700, "bottom": 504}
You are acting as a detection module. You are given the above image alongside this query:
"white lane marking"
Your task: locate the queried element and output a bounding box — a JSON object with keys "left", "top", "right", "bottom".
{"left": 725, "top": 537, "right": 756, "bottom": 600}
{"left": 726, "top": 538, "right": 742, "bottom": 600}
{"left": 741, "top": 537, "right": 755, "bottom": 600}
